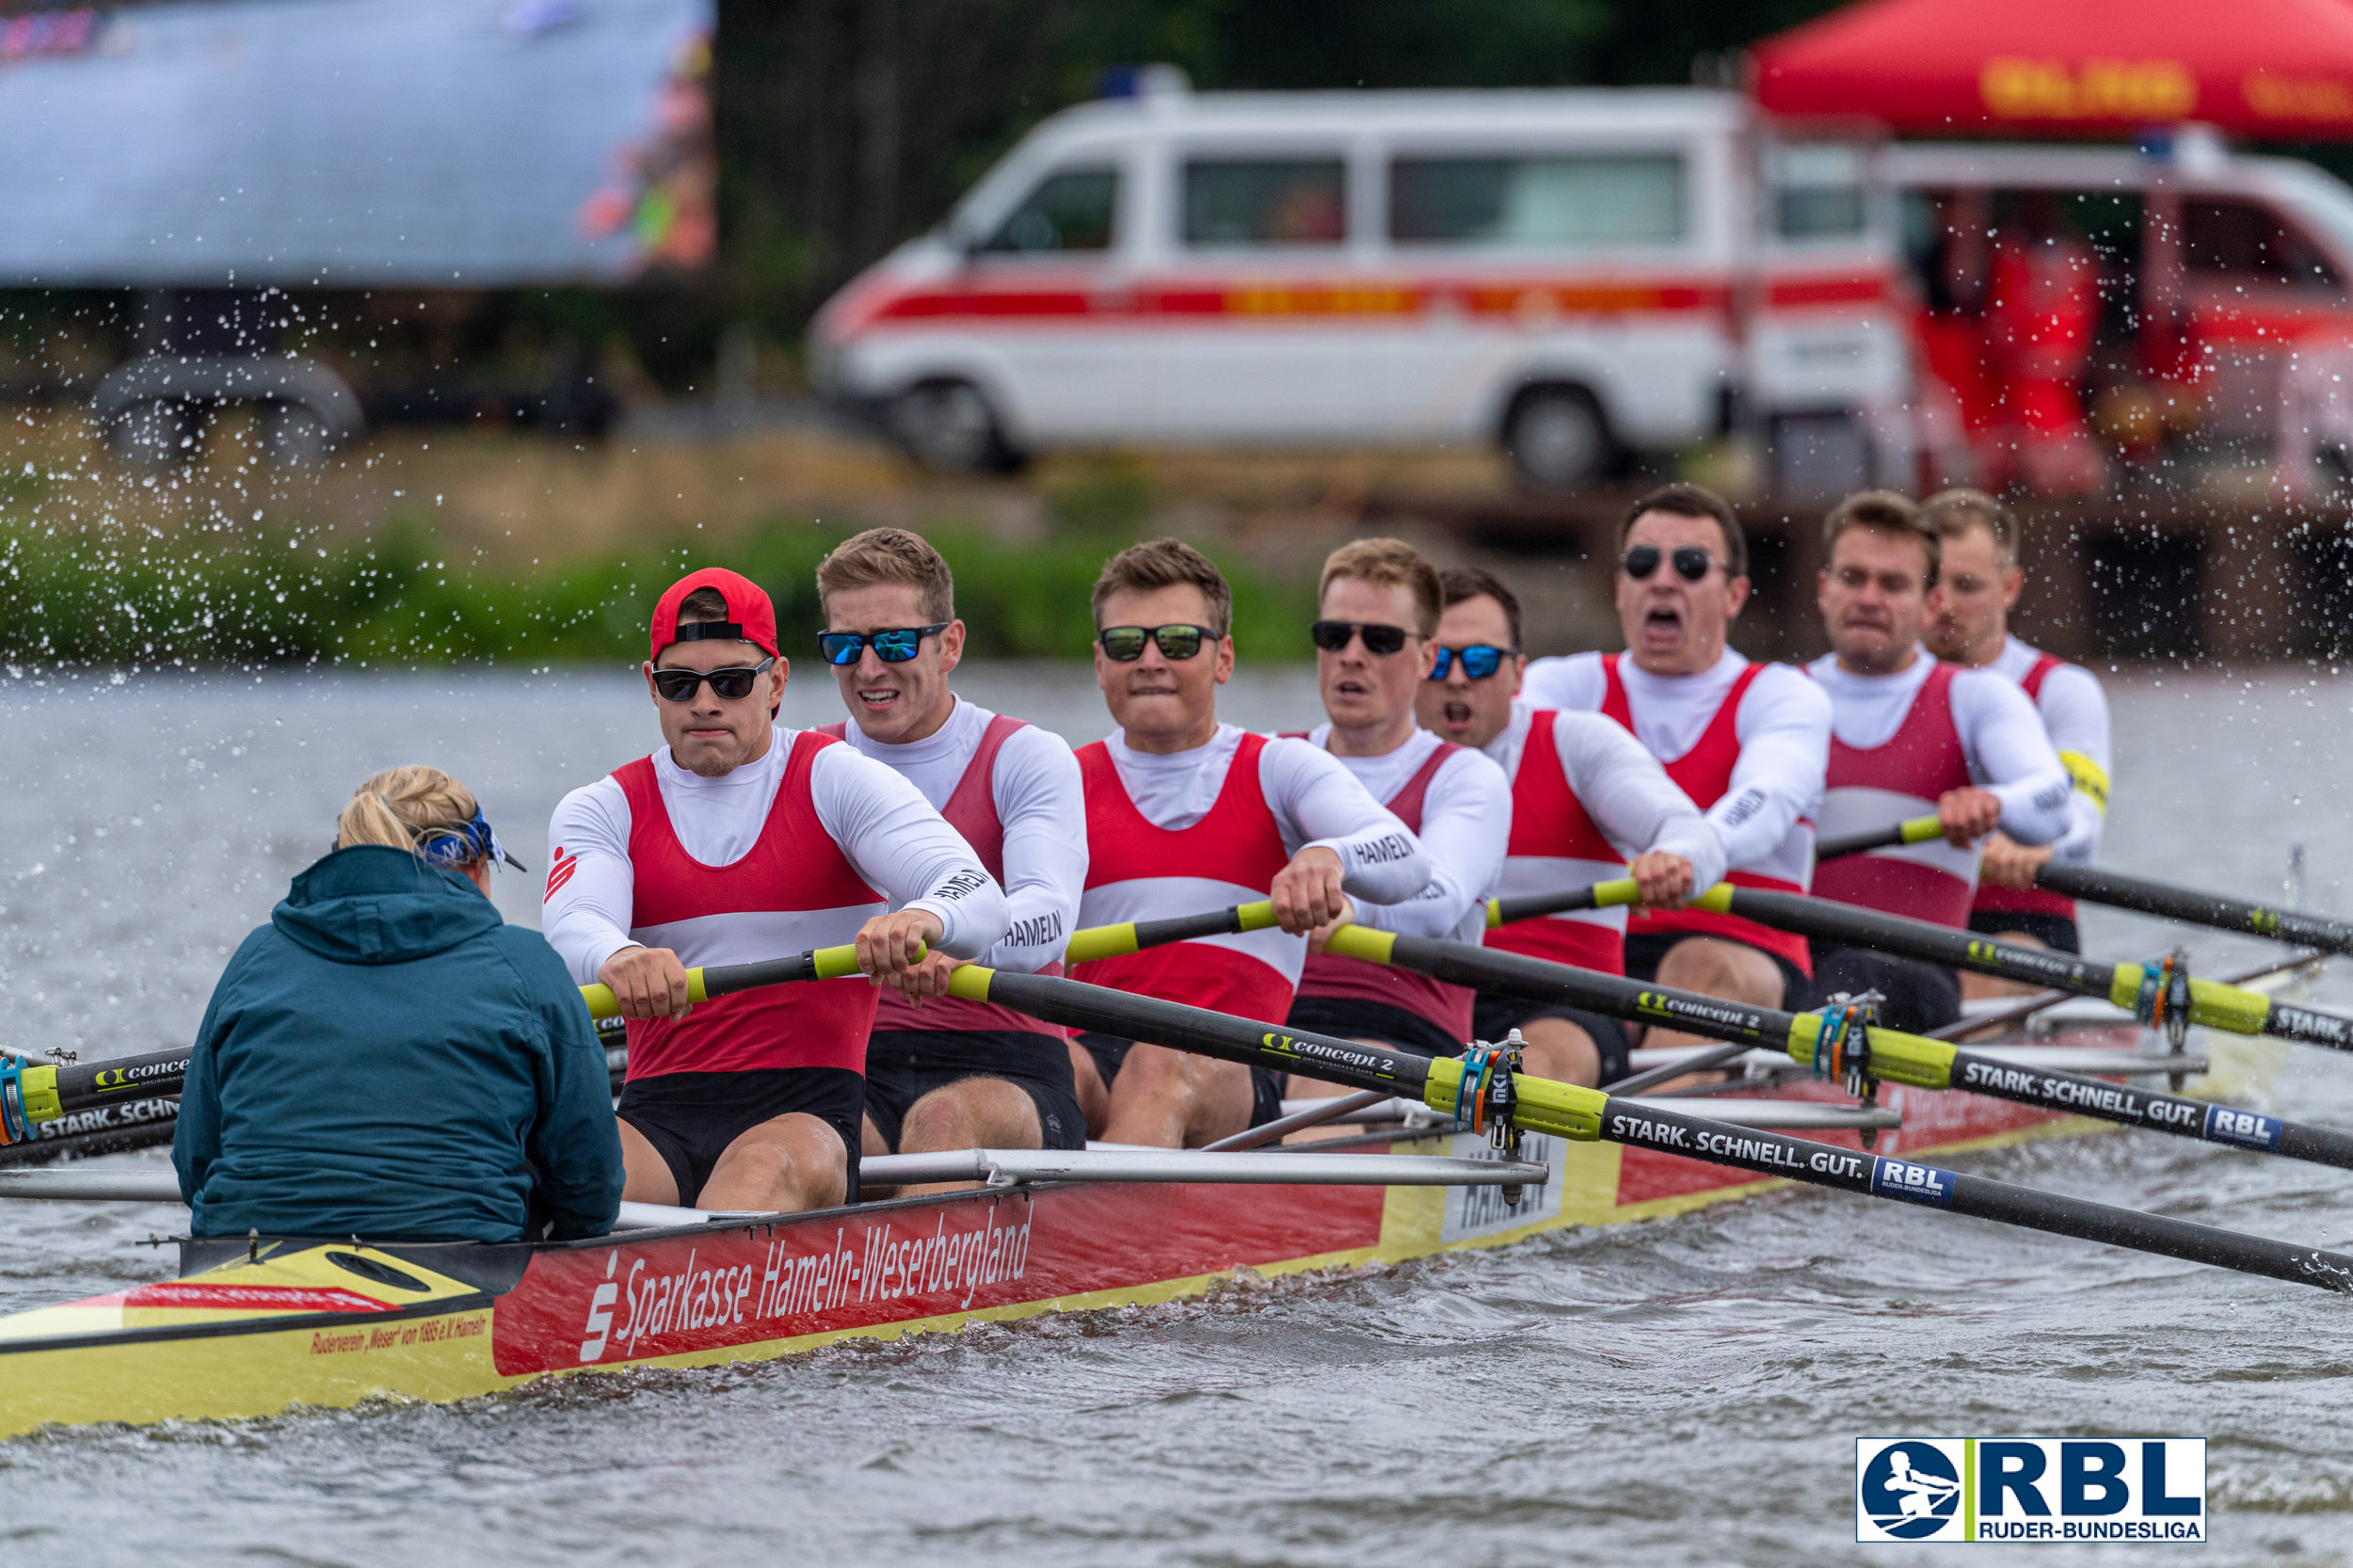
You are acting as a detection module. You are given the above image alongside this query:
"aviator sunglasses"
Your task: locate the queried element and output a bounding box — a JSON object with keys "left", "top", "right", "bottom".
{"left": 1097, "top": 624, "right": 1213, "bottom": 662}
{"left": 652, "top": 657, "right": 777, "bottom": 702}
{"left": 1620, "top": 544, "right": 1723, "bottom": 583}
{"left": 1309, "top": 619, "right": 1414, "bottom": 655}
{"left": 817, "top": 623, "right": 951, "bottom": 666}
{"left": 1428, "top": 644, "right": 1514, "bottom": 680}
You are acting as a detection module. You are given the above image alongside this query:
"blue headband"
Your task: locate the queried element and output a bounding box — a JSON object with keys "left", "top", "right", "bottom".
{"left": 414, "top": 812, "right": 528, "bottom": 874}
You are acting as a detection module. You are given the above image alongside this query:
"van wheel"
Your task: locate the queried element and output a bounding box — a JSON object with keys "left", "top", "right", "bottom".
{"left": 106, "top": 397, "right": 202, "bottom": 471}
{"left": 1504, "top": 387, "right": 1612, "bottom": 492}
{"left": 888, "top": 379, "right": 1022, "bottom": 474}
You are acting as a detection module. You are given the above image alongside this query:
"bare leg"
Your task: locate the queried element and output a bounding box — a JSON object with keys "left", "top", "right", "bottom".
{"left": 617, "top": 1118, "right": 680, "bottom": 1206}
{"left": 1960, "top": 929, "right": 2049, "bottom": 1000}
{"left": 1099, "top": 1042, "right": 1255, "bottom": 1148}
{"left": 1284, "top": 1044, "right": 1390, "bottom": 1143}
{"left": 1514, "top": 1015, "right": 1600, "bottom": 1088}
{"left": 1068, "top": 1039, "right": 1112, "bottom": 1140}
{"left": 888, "top": 1078, "right": 1044, "bottom": 1194}
{"left": 696, "top": 1112, "right": 850, "bottom": 1212}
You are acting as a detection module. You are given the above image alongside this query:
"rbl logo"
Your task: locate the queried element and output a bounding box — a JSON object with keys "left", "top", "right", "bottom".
{"left": 1856, "top": 1438, "right": 2205, "bottom": 1543}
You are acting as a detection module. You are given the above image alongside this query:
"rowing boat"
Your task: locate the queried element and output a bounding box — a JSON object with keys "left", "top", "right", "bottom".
{"left": 0, "top": 995, "right": 2268, "bottom": 1440}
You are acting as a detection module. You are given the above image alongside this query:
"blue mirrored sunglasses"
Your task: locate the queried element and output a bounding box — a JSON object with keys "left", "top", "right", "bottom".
{"left": 415, "top": 812, "right": 528, "bottom": 874}
{"left": 818, "top": 624, "right": 951, "bottom": 666}
{"left": 1428, "top": 644, "right": 1514, "bottom": 680}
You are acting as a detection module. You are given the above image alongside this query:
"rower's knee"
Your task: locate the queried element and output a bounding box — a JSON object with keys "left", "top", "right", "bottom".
{"left": 1655, "top": 936, "right": 1784, "bottom": 1008}
{"left": 900, "top": 1078, "right": 1041, "bottom": 1153}
{"left": 1513, "top": 1016, "right": 1599, "bottom": 1088}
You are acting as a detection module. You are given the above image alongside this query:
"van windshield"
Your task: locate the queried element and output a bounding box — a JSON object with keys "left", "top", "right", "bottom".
{"left": 1388, "top": 153, "right": 1684, "bottom": 248}
{"left": 977, "top": 168, "right": 1119, "bottom": 254}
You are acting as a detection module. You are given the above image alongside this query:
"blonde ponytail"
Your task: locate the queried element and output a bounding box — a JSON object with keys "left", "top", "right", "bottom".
{"left": 335, "top": 766, "right": 483, "bottom": 859}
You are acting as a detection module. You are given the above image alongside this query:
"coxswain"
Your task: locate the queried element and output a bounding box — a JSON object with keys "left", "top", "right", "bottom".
{"left": 1808, "top": 491, "right": 2072, "bottom": 1031}
{"left": 1920, "top": 488, "right": 2111, "bottom": 993}
{"left": 544, "top": 568, "right": 1008, "bottom": 1212}
{"left": 1282, "top": 538, "right": 1512, "bottom": 1092}
{"left": 1522, "top": 484, "right": 1831, "bottom": 1049}
{"left": 811, "top": 527, "right": 1088, "bottom": 1178}
{"left": 1416, "top": 567, "right": 1723, "bottom": 1086}
{"left": 1069, "top": 537, "right": 1431, "bottom": 1147}
{"left": 176, "top": 767, "right": 622, "bottom": 1243}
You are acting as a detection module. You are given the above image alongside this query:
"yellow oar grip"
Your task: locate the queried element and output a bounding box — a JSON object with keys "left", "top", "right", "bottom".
{"left": 948, "top": 964, "right": 998, "bottom": 1002}
{"left": 1064, "top": 923, "right": 1139, "bottom": 964}
{"left": 1692, "top": 883, "right": 1735, "bottom": 915}
{"left": 1899, "top": 815, "right": 1945, "bottom": 845}
{"left": 1320, "top": 924, "right": 1396, "bottom": 964}
{"left": 809, "top": 943, "right": 864, "bottom": 980}
{"left": 1235, "top": 900, "right": 1277, "bottom": 932}
{"left": 1590, "top": 878, "right": 1642, "bottom": 909}
{"left": 580, "top": 968, "right": 711, "bottom": 1020}
{"left": 1485, "top": 898, "right": 1502, "bottom": 929}
{"left": 17, "top": 1064, "right": 58, "bottom": 1125}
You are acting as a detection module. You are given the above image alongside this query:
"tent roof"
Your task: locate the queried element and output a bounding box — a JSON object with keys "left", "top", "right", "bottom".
{"left": 1752, "top": 0, "right": 2353, "bottom": 138}
{"left": 0, "top": 0, "right": 712, "bottom": 289}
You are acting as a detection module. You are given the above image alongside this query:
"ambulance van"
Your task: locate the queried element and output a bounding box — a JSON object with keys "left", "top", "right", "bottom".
{"left": 809, "top": 73, "right": 1911, "bottom": 489}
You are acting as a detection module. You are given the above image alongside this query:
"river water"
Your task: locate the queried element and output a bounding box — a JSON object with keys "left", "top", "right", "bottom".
{"left": 4, "top": 661, "right": 2353, "bottom": 1566}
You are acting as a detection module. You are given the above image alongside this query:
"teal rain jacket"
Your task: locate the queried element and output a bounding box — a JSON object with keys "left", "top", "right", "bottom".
{"left": 173, "top": 845, "right": 624, "bottom": 1241}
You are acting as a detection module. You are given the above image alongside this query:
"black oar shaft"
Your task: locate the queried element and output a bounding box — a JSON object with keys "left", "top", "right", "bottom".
{"left": 52, "top": 1048, "right": 188, "bottom": 1114}
{"left": 2036, "top": 863, "right": 2353, "bottom": 955}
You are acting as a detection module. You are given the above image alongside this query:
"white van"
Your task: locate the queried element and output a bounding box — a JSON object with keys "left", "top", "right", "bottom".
{"left": 809, "top": 75, "right": 1911, "bottom": 489}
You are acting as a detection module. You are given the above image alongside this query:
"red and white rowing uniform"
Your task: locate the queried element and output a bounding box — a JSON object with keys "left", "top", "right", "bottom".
{"left": 1971, "top": 634, "right": 2112, "bottom": 927}
{"left": 1289, "top": 724, "right": 1512, "bottom": 1042}
{"left": 1523, "top": 648, "right": 1829, "bottom": 975}
{"left": 1805, "top": 651, "right": 2072, "bottom": 928}
{"left": 543, "top": 730, "right": 1010, "bottom": 1078}
{"left": 820, "top": 697, "right": 1083, "bottom": 1035}
{"left": 1478, "top": 699, "right": 1725, "bottom": 975}
{"left": 1073, "top": 725, "right": 1430, "bottom": 1024}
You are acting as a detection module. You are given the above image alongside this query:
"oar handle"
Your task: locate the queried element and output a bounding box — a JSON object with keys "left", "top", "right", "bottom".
{"left": 577, "top": 942, "right": 880, "bottom": 1020}
{"left": 1486, "top": 878, "right": 1641, "bottom": 928}
{"left": 1813, "top": 814, "right": 1943, "bottom": 862}
{"left": 1064, "top": 901, "right": 1276, "bottom": 965}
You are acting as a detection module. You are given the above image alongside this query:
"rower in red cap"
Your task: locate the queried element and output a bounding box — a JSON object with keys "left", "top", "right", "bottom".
{"left": 543, "top": 568, "right": 1009, "bottom": 1213}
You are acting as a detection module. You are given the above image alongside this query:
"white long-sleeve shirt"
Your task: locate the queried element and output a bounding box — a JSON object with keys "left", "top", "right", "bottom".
{"left": 1522, "top": 648, "right": 1829, "bottom": 880}
{"left": 1989, "top": 635, "right": 2110, "bottom": 866}
{"left": 1805, "top": 651, "right": 2073, "bottom": 845}
{"left": 1098, "top": 725, "right": 1430, "bottom": 905}
{"left": 543, "top": 730, "right": 1011, "bottom": 984}
{"left": 1482, "top": 699, "right": 1728, "bottom": 889}
{"left": 829, "top": 697, "right": 1082, "bottom": 973}
{"left": 1296, "top": 723, "right": 1510, "bottom": 945}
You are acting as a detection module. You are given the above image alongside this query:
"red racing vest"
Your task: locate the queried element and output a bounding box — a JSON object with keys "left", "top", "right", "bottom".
{"left": 615, "top": 731, "right": 887, "bottom": 1079}
{"left": 1484, "top": 709, "right": 1628, "bottom": 975}
{"left": 1599, "top": 655, "right": 1813, "bottom": 977}
{"left": 1813, "top": 662, "right": 1978, "bottom": 928}
{"left": 1969, "top": 652, "right": 2078, "bottom": 925}
{"left": 1072, "top": 732, "right": 1298, "bottom": 1025}
{"left": 818, "top": 714, "right": 1067, "bottom": 1039}
{"left": 1293, "top": 738, "right": 1476, "bottom": 1040}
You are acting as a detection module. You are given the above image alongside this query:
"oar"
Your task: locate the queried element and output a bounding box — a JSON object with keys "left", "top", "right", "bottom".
{"left": 0, "top": 1046, "right": 191, "bottom": 1144}
{"left": 577, "top": 941, "right": 913, "bottom": 1021}
{"left": 1815, "top": 815, "right": 1945, "bottom": 862}
{"left": 1688, "top": 885, "right": 2353, "bottom": 1054}
{"left": 1486, "top": 878, "right": 1644, "bottom": 927}
{"left": 1064, "top": 901, "right": 1276, "bottom": 964}
{"left": 2033, "top": 863, "right": 2353, "bottom": 955}
{"left": 940, "top": 963, "right": 2353, "bottom": 1297}
{"left": 1929, "top": 950, "right": 2329, "bottom": 1043}
{"left": 1305, "top": 925, "right": 2353, "bottom": 1176}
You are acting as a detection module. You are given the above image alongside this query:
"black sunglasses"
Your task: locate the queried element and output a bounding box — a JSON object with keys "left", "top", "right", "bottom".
{"left": 817, "top": 623, "right": 950, "bottom": 666}
{"left": 1309, "top": 619, "right": 1415, "bottom": 656}
{"left": 1621, "top": 544, "right": 1722, "bottom": 583}
{"left": 1429, "top": 644, "right": 1514, "bottom": 680}
{"left": 1098, "top": 624, "right": 1213, "bottom": 662}
{"left": 652, "top": 656, "right": 777, "bottom": 702}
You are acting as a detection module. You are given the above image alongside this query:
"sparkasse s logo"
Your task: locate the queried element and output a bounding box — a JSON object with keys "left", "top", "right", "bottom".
{"left": 1856, "top": 1437, "right": 2205, "bottom": 1544}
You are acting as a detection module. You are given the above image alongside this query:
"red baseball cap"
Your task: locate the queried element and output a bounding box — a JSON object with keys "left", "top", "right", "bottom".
{"left": 648, "top": 568, "right": 780, "bottom": 661}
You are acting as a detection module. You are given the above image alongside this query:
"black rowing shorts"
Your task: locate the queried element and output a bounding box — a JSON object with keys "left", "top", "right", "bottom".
{"left": 617, "top": 1067, "right": 864, "bottom": 1208}
{"left": 1073, "top": 1031, "right": 1285, "bottom": 1128}
{"left": 1805, "top": 944, "right": 1962, "bottom": 1034}
{"left": 1469, "top": 992, "right": 1632, "bottom": 1087}
{"left": 1967, "top": 910, "right": 2082, "bottom": 954}
{"left": 1286, "top": 994, "right": 1464, "bottom": 1060}
{"left": 1622, "top": 930, "right": 1809, "bottom": 1013}
{"left": 863, "top": 1029, "right": 1086, "bottom": 1152}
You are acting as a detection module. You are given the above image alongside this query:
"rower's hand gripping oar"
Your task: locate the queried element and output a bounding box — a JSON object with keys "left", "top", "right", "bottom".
{"left": 576, "top": 941, "right": 925, "bottom": 1021}
{"left": 1313, "top": 922, "right": 2353, "bottom": 1179}
{"left": 940, "top": 962, "right": 2353, "bottom": 1298}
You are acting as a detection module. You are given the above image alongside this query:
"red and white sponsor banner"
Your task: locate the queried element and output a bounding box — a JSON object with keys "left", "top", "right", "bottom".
{"left": 125, "top": 1282, "right": 395, "bottom": 1314}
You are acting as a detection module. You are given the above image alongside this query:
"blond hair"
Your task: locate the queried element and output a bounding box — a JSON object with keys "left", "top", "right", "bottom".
{"left": 334, "top": 765, "right": 485, "bottom": 861}
{"left": 1920, "top": 488, "right": 2015, "bottom": 568}
{"left": 1319, "top": 537, "right": 1442, "bottom": 636}
{"left": 1091, "top": 537, "right": 1232, "bottom": 635}
{"left": 816, "top": 527, "right": 955, "bottom": 623}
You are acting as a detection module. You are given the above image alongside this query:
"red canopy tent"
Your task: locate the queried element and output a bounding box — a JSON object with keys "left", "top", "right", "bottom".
{"left": 1751, "top": 0, "right": 2353, "bottom": 139}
